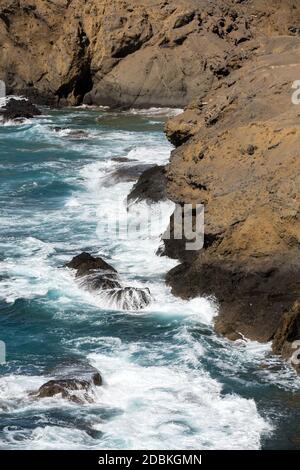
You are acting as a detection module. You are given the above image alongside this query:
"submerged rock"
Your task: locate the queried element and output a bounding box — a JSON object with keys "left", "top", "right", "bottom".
{"left": 111, "top": 156, "right": 137, "bottom": 163}
{"left": 66, "top": 252, "right": 151, "bottom": 310}
{"left": 0, "top": 98, "right": 41, "bottom": 122}
{"left": 51, "top": 127, "right": 90, "bottom": 139}
{"left": 127, "top": 165, "right": 168, "bottom": 204}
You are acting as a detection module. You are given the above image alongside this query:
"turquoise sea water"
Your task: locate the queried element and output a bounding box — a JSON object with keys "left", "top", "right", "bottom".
{"left": 0, "top": 107, "right": 299, "bottom": 450}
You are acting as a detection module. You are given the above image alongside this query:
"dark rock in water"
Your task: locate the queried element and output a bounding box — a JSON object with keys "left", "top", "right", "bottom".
{"left": 109, "top": 163, "right": 154, "bottom": 183}
{"left": 0, "top": 98, "right": 41, "bottom": 122}
{"left": 111, "top": 156, "right": 137, "bottom": 163}
{"left": 66, "top": 252, "right": 120, "bottom": 291}
{"left": 35, "top": 362, "right": 102, "bottom": 403}
{"left": 83, "top": 272, "right": 121, "bottom": 291}
{"left": 66, "top": 252, "right": 152, "bottom": 310}
{"left": 166, "top": 254, "right": 300, "bottom": 345}
{"left": 51, "top": 127, "right": 89, "bottom": 139}
{"left": 66, "top": 252, "right": 117, "bottom": 277}
{"left": 66, "top": 130, "right": 89, "bottom": 139}
{"left": 127, "top": 165, "right": 168, "bottom": 204}
{"left": 36, "top": 378, "right": 97, "bottom": 403}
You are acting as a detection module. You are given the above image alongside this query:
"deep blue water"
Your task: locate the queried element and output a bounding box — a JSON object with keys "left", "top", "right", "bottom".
{"left": 0, "top": 107, "right": 299, "bottom": 450}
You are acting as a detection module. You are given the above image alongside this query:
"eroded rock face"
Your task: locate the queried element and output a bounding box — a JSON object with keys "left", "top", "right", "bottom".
{"left": 273, "top": 301, "right": 300, "bottom": 374}
{"left": 166, "top": 255, "right": 300, "bottom": 343}
{"left": 1, "top": 0, "right": 298, "bottom": 107}
{"left": 0, "top": 98, "right": 41, "bottom": 122}
{"left": 66, "top": 253, "right": 151, "bottom": 310}
{"left": 163, "top": 34, "right": 300, "bottom": 368}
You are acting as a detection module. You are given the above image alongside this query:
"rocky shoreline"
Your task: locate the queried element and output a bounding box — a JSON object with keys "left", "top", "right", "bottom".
{"left": 1, "top": 0, "right": 299, "bottom": 375}
{"left": 1, "top": 0, "right": 298, "bottom": 108}
{"left": 161, "top": 20, "right": 300, "bottom": 373}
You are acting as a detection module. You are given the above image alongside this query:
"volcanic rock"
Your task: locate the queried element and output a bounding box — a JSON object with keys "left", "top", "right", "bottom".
{"left": 1, "top": 0, "right": 296, "bottom": 107}
{"left": 0, "top": 98, "right": 41, "bottom": 122}
{"left": 51, "top": 127, "right": 90, "bottom": 139}
{"left": 127, "top": 165, "right": 168, "bottom": 204}
{"left": 163, "top": 33, "right": 300, "bottom": 369}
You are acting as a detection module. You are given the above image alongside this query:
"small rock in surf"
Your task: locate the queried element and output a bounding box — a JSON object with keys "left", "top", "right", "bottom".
{"left": 65, "top": 252, "right": 152, "bottom": 310}
{"left": 33, "top": 361, "right": 102, "bottom": 404}
{"left": 0, "top": 98, "right": 41, "bottom": 123}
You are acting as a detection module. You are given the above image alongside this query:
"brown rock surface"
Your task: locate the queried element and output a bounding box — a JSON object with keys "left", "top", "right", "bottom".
{"left": 34, "top": 361, "right": 102, "bottom": 404}
{"left": 1, "top": 0, "right": 300, "bottom": 368}
{"left": 2, "top": 0, "right": 300, "bottom": 107}
{"left": 272, "top": 301, "right": 300, "bottom": 373}
{"left": 163, "top": 11, "right": 300, "bottom": 369}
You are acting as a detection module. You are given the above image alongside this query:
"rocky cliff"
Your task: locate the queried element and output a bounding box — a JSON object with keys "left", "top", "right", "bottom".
{"left": 1, "top": 0, "right": 299, "bottom": 107}
{"left": 163, "top": 2, "right": 300, "bottom": 371}
{"left": 1, "top": 0, "right": 300, "bottom": 370}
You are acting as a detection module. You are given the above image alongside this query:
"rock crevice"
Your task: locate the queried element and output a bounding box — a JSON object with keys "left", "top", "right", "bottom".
{"left": 2, "top": 0, "right": 297, "bottom": 107}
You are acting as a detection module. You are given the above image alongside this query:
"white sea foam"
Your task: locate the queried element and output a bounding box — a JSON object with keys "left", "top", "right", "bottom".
{"left": 86, "top": 352, "right": 272, "bottom": 450}
{"left": 128, "top": 107, "right": 183, "bottom": 117}
{"left": 0, "top": 108, "right": 283, "bottom": 450}
{"left": 0, "top": 345, "right": 272, "bottom": 450}
{"left": 0, "top": 95, "right": 27, "bottom": 108}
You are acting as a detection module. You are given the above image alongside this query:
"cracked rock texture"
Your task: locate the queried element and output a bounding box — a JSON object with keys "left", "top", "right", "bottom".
{"left": 163, "top": 3, "right": 300, "bottom": 371}
{"left": 1, "top": 0, "right": 299, "bottom": 107}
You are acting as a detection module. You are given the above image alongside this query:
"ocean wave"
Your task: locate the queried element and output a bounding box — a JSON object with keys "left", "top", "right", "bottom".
{"left": 128, "top": 107, "right": 183, "bottom": 117}
{"left": 0, "top": 107, "right": 287, "bottom": 450}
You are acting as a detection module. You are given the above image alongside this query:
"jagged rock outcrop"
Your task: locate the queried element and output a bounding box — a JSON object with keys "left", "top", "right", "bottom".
{"left": 163, "top": 29, "right": 300, "bottom": 370}
{"left": 2, "top": 0, "right": 299, "bottom": 107}
{"left": 66, "top": 252, "right": 151, "bottom": 310}
{"left": 0, "top": 97, "right": 41, "bottom": 122}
